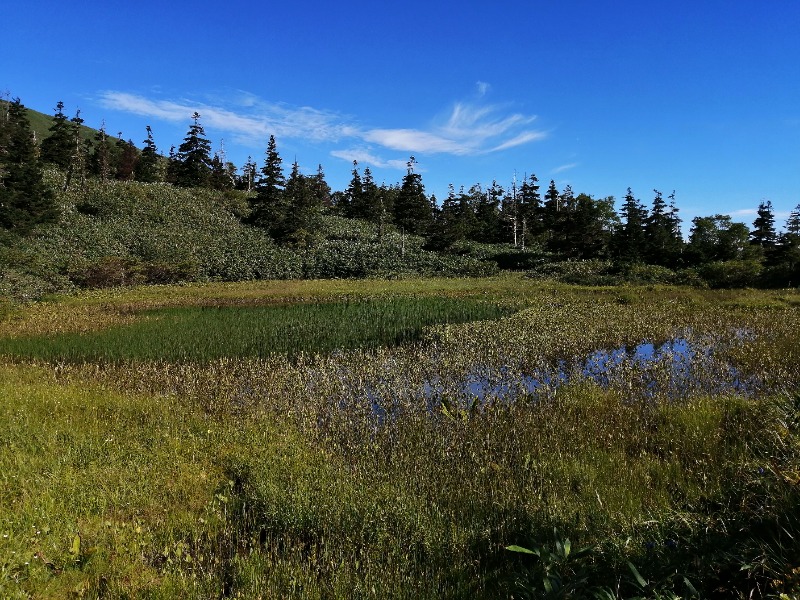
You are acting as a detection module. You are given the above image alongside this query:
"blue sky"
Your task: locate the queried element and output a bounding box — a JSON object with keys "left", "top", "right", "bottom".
{"left": 3, "top": 0, "right": 799, "bottom": 231}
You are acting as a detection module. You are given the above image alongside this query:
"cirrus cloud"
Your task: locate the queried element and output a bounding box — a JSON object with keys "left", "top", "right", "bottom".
{"left": 97, "top": 88, "right": 547, "bottom": 165}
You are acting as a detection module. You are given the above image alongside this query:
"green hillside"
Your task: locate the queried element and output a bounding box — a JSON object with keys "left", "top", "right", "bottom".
{"left": 2, "top": 99, "right": 133, "bottom": 147}
{"left": 0, "top": 171, "right": 496, "bottom": 301}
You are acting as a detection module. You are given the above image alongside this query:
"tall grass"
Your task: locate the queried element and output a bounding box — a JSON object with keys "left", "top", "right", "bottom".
{"left": 0, "top": 297, "right": 513, "bottom": 362}
{"left": 2, "top": 280, "right": 799, "bottom": 598}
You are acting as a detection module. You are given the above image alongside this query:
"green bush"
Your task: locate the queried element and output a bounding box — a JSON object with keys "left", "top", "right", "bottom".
{"left": 696, "top": 260, "right": 763, "bottom": 288}
{"left": 528, "top": 259, "right": 620, "bottom": 285}
{"left": 621, "top": 263, "right": 678, "bottom": 284}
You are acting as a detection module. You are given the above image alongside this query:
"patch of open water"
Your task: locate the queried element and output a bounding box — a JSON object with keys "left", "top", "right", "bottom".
{"left": 457, "top": 337, "right": 757, "bottom": 405}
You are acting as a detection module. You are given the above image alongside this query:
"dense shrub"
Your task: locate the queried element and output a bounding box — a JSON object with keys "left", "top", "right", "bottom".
{"left": 696, "top": 259, "right": 763, "bottom": 288}
{"left": 528, "top": 259, "right": 621, "bottom": 285}
{"left": 620, "top": 262, "right": 679, "bottom": 284}
{"left": 0, "top": 178, "right": 498, "bottom": 299}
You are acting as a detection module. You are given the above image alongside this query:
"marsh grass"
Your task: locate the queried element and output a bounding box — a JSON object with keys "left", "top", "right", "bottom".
{"left": 0, "top": 297, "right": 514, "bottom": 363}
{"left": 2, "top": 279, "right": 800, "bottom": 598}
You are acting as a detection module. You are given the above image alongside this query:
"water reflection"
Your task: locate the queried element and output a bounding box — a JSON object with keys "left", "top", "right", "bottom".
{"left": 459, "top": 337, "right": 756, "bottom": 404}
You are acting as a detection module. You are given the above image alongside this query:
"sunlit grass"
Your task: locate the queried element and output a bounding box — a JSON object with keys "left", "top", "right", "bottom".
{"left": 0, "top": 297, "right": 514, "bottom": 362}
{"left": 1, "top": 280, "right": 799, "bottom": 598}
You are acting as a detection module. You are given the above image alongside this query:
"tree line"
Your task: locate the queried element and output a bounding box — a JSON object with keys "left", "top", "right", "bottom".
{"left": 2, "top": 98, "right": 799, "bottom": 286}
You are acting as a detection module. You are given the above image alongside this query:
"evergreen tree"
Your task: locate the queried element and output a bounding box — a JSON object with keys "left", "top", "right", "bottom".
{"left": 64, "top": 109, "right": 90, "bottom": 190}
{"left": 174, "top": 112, "right": 212, "bottom": 187}
{"left": 556, "top": 186, "right": 578, "bottom": 256}
{"left": 237, "top": 156, "right": 257, "bottom": 191}
{"left": 281, "top": 160, "right": 321, "bottom": 246}
{"left": 613, "top": 188, "right": 649, "bottom": 263}
{"left": 473, "top": 181, "right": 504, "bottom": 243}
{"left": 90, "top": 122, "right": 114, "bottom": 181}
{"left": 343, "top": 160, "right": 362, "bottom": 218}
{"left": 786, "top": 204, "right": 800, "bottom": 237}
{"left": 644, "top": 190, "right": 683, "bottom": 267}
{"left": 567, "top": 193, "right": 615, "bottom": 259}
{"left": 518, "top": 173, "right": 542, "bottom": 247}
{"left": 751, "top": 200, "right": 777, "bottom": 247}
{"left": 311, "top": 164, "right": 332, "bottom": 209}
{"left": 359, "top": 167, "right": 382, "bottom": 224}
{"left": 165, "top": 145, "right": 179, "bottom": 184}
{"left": 136, "top": 126, "right": 160, "bottom": 183}
{"left": 768, "top": 204, "right": 800, "bottom": 285}
{"left": 393, "top": 156, "right": 431, "bottom": 235}
{"left": 544, "top": 185, "right": 581, "bottom": 257}
{"left": 427, "top": 184, "right": 460, "bottom": 249}
{"left": 539, "top": 180, "right": 562, "bottom": 248}
{"left": 248, "top": 135, "right": 286, "bottom": 234}
{"left": 116, "top": 139, "right": 138, "bottom": 181}
{"left": 39, "top": 101, "right": 73, "bottom": 169}
{"left": 543, "top": 180, "right": 561, "bottom": 214}
{"left": 208, "top": 153, "right": 234, "bottom": 190}
{"left": 0, "top": 99, "right": 57, "bottom": 233}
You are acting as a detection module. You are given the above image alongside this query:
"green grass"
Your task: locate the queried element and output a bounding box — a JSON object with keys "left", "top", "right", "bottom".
{"left": 0, "top": 296, "right": 514, "bottom": 362}
{"left": 1, "top": 280, "right": 799, "bottom": 598}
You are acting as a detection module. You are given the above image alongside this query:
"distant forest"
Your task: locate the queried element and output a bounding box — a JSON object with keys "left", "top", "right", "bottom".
{"left": 2, "top": 97, "right": 799, "bottom": 290}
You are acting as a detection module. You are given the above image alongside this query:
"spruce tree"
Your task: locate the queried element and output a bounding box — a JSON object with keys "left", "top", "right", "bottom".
{"left": 518, "top": 173, "right": 542, "bottom": 246}
{"left": 281, "top": 160, "right": 321, "bottom": 246}
{"left": 311, "top": 164, "right": 332, "bottom": 209}
{"left": 570, "top": 193, "right": 614, "bottom": 259}
{"left": 39, "top": 101, "right": 73, "bottom": 169}
{"left": 208, "top": 153, "right": 234, "bottom": 190}
{"left": 644, "top": 190, "right": 683, "bottom": 267}
{"left": 165, "top": 145, "right": 179, "bottom": 184}
{"left": 770, "top": 204, "right": 800, "bottom": 285}
{"left": 343, "top": 161, "right": 362, "bottom": 218}
{"left": 751, "top": 201, "right": 777, "bottom": 247}
{"left": 473, "top": 181, "right": 503, "bottom": 243}
{"left": 393, "top": 157, "right": 432, "bottom": 235}
{"left": 174, "top": 112, "right": 212, "bottom": 187}
{"left": 539, "top": 180, "right": 561, "bottom": 248}
{"left": 237, "top": 156, "right": 257, "bottom": 191}
{"left": 91, "top": 122, "right": 113, "bottom": 181}
{"left": 136, "top": 126, "right": 160, "bottom": 183}
{"left": 428, "top": 183, "right": 468, "bottom": 249}
{"left": 357, "top": 167, "right": 382, "bottom": 224}
{"left": 0, "top": 99, "right": 57, "bottom": 233}
{"left": 613, "top": 188, "right": 649, "bottom": 263}
{"left": 785, "top": 204, "right": 800, "bottom": 237}
{"left": 64, "top": 109, "right": 90, "bottom": 190}
{"left": 116, "top": 139, "right": 138, "bottom": 181}
{"left": 248, "top": 135, "right": 286, "bottom": 235}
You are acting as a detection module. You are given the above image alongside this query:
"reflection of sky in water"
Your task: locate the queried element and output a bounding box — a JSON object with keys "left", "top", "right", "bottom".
{"left": 319, "top": 332, "right": 762, "bottom": 422}
{"left": 457, "top": 338, "right": 756, "bottom": 405}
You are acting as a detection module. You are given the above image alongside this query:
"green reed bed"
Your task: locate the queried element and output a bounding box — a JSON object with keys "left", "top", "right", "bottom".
{"left": 0, "top": 296, "right": 514, "bottom": 363}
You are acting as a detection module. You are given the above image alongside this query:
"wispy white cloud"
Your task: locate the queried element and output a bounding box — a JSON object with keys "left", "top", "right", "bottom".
{"left": 551, "top": 162, "right": 578, "bottom": 174}
{"left": 491, "top": 131, "right": 549, "bottom": 152}
{"left": 98, "top": 88, "right": 546, "bottom": 159}
{"left": 98, "top": 91, "right": 354, "bottom": 146}
{"left": 361, "top": 128, "right": 474, "bottom": 155}
{"left": 329, "top": 148, "right": 408, "bottom": 170}
{"left": 363, "top": 102, "right": 544, "bottom": 156}
{"left": 476, "top": 81, "right": 491, "bottom": 96}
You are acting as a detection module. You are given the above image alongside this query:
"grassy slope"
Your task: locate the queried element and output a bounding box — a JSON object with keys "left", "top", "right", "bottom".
{"left": 0, "top": 99, "right": 125, "bottom": 147}
{"left": 0, "top": 173, "right": 497, "bottom": 301}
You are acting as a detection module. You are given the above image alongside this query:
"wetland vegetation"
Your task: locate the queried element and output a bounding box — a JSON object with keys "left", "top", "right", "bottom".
{"left": 1, "top": 277, "right": 799, "bottom": 598}
{"left": 1, "top": 101, "right": 799, "bottom": 598}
